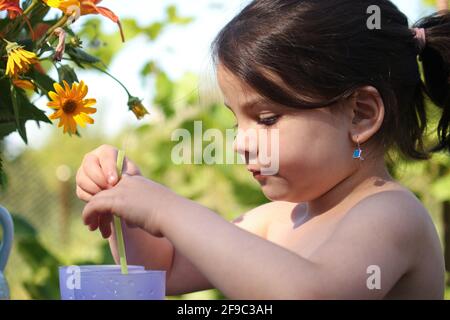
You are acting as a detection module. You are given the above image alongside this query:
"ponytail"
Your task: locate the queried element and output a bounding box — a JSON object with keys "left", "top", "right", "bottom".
{"left": 414, "top": 11, "right": 450, "bottom": 154}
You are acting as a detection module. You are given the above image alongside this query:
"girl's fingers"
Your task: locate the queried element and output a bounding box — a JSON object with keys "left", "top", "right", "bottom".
{"left": 99, "top": 214, "right": 112, "bottom": 238}
{"left": 123, "top": 157, "right": 141, "bottom": 176}
{"left": 76, "top": 167, "right": 102, "bottom": 195}
{"left": 82, "top": 154, "right": 109, "bottom": 189}
{"left": 82, "top": 192, "right": 115, "bottom": 227}
{"left": 88, "top": 218, "right": 99, "bottom": 231}
{"left": 76, "top": 185, "right": 92, "bottom": 202}
{"left": 95, "top": 145, "right": 119, "bottom": 186}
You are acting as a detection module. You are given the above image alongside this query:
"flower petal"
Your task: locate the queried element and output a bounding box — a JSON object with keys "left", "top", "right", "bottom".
{"left": 68, "top": 117, "right": 78, "bottom": 134}
{"left": 11, "top": 53, "right": 23, "bottom": 68}
{"left": 80, "top": 113, "right": 94, "bottom": 124}
{"left": 49, "top": 109, "right": 62, "bottom": 119}
{"left": 63, "top": 80, "right": 71, "bottom": 92}
{"left": 80, "top": 107, "right": 96, "bottom": 114}
{"left": 95, "top": 6, "right": 119, "bottom": 23}
{"left": 6, "top": 58, "right": 14, "bottom": 76}
{"left": 82, "top": 98, "right": 97, "bottom": 108}
{"left": 53, "top": 82, "right": 66, "bottom": 96}
{"left": 73, "top": 114, "right": 86, "bottom": 128}
{"left": 78, "top": 80, "right": 88, "bottom": 99}
{"left": 48, "top": 91, "right": 61, "bottom": 102}
{"left": 18, "top": 49, "right": 37, "bottom": 60}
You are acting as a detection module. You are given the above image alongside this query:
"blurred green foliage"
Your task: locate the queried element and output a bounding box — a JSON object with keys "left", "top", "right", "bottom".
{"left": 0, "top": 3, "right": 266, "bottom": 299}
{"left": 0, "top": 1, "right": 449, "bottom": 300}
{"left": 423, "top": 0, "right": 450, "bottom": 8}
{"left": 78, "top": 5, "right": 193, "bottom": 67}
{"left": 0, "top": 69, "right": 266, "bottom": 299}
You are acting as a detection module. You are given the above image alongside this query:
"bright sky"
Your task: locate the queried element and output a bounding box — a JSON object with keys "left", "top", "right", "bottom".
{"left": 4, "top": 0, "right": 433, "bottom": 156}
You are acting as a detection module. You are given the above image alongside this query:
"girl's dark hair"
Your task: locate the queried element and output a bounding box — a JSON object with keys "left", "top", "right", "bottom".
{"left": 211, "top": 0, "right": 450, "bottom": 161}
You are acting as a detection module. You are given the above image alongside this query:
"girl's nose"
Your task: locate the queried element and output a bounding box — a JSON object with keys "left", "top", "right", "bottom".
{"left": 233, "top": 128, "right": 258, "bottom": 163}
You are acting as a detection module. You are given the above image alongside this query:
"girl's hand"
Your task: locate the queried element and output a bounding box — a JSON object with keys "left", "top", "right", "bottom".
{"left": 81, "top": 174, "right": 176, "bottom": 238}
{"left": 76, "top": 144, "right": 142, "bottom": 202}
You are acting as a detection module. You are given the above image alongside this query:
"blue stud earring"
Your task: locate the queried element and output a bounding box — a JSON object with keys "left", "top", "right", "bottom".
{"left": 352, "top": 137, "right": 364, "bottom": 161}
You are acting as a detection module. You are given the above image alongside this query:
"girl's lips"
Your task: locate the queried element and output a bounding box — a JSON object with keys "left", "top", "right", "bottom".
{"left": 248, "top": 168, "right": 268, "bottom": 180}
{"left": 252, "top": 171, "right": 266, "bottom": 180}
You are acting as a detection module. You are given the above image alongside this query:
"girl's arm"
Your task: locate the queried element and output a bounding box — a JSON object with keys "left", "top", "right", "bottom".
{"left": 159, "top": 191, "right": 422, "bottom": 299}
{"left": 83, "top": 175, "right": 420, "bottom": 299}
{"left": 108, "top": 201, "right": 272, "bottom": 296}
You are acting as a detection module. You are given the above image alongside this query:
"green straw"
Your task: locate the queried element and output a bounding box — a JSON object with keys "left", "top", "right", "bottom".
{"left": 114, "top": 149, "right": 128, "bottom": 274}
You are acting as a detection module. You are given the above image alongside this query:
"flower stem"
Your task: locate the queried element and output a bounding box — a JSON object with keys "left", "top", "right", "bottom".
{"left": 90, "top": 65, "right": 132, "bottom": 97}
{"left": 46, "top": 15, "right": 69, "bottom": 38}
{"left": 36, "top": 15, "right": 69, "bottom": 51}
{"left": 23, "top": 0, "right": 39, "bottom": 16}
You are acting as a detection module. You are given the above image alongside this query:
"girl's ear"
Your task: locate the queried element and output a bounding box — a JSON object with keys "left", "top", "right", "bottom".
{"left": 349, "top": 86, "right": 385, "bottom": 145}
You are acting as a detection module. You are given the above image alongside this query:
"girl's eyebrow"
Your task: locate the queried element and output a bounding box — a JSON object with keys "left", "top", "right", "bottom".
{"left": 224, "top": 98, "right": 268, "bottom": 112}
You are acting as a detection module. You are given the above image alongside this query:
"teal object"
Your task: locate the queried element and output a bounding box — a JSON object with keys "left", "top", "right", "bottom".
{"left": 0, "top": 206, "right": 13, "bottom": 300}
{"left": 352, "top": 148, "right": 362, "bottom": 159}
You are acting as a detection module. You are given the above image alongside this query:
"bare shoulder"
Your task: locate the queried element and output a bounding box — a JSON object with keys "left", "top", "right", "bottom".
{"left": 338, "top": 187, "right": 438, "bottom": 256}
{"left": 336, "top": 188, "right": 445, "bottom": 298}
{"left": 232, "top": 201, "right": 297, "bottom": 238}
{"left": 347, "top": 188, "right": 431, "bottom": 228}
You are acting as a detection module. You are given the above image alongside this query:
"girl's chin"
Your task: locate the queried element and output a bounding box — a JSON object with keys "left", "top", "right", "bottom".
{"left": 260, "top": 182, "right": 291, "bottom": 202}
{"left": 259, "top": 178, "right": 307, "bottom": 203}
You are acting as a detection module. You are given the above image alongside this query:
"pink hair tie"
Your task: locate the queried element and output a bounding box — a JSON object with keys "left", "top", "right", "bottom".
{"left": 412, "top": 27, "right": 427, "bottom": 53}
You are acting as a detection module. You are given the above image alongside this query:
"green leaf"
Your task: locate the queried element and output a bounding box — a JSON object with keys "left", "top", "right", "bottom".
{"left": 17, "top": 237, "right": 60, "bottom": 272}
{"left": 65, "top": 46, "right": 101, "bottom": 65}
{"left": 57, "top": 64, "right": 79, "bottom": 85}
{"left": 29, "top": 69, "right": 56, "bottom": 98}
{"left": 29, "top": 4, "right": 52, "bottom": 27}
{"left": 10, "top": 86, "right": 28, "bottom": 144}
{"left": 120, "top": 19, "right": 144, "bottom": 39}
{"left": 140, "top": 61, "right": 158, "bottom": 77}
{"left": 0, "top": 79, "right": 13, "bottom": 112}
{"left": 78, "top": 18, "right": 124, "bottom": 66}
{"left": 14, "top": 88, "right": 51, "bottom": 124}
{"left": 0, "top": 19, "right": 11, "bottom": 31}
{"left": 11, "top": 213, "right": 38, "bottom": 238}
{"left": 144, "top": 22, "right": 164, "bottom": 40}
{"left": 5, "top": 87, "right": 51, "bottom": 144}
{"left": 166, "top": 5, "right": 194, "bottom": 25}
{"left": 22, "top": 103, "right": 52, "bottom": 125}
{"left": 0, "top": 153, "right": 7, "bottom": 190}
{"left": 0, "top": 121, "right": 17, "bottom": 139}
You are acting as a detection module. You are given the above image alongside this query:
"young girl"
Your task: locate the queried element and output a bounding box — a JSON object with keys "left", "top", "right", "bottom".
{"left": 76, "top": 0, "right": 449, "bottom": 299}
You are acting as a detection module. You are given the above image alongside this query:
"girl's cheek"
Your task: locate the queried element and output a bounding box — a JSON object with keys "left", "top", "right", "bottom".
{"left": 277, "top": 124, "right": 319, "bottom": 172}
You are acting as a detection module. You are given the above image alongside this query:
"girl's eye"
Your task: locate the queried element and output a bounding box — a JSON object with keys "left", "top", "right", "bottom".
{"left": 257, "top": 115, "right": 279, "bottom": 126}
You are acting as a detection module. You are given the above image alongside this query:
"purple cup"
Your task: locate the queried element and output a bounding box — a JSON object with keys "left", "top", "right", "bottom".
{"left": 59, "top": 265, "right": 166, "bottom": 300}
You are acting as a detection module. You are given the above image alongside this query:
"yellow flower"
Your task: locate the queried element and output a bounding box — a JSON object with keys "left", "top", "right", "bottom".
{"left": 128, "top": 96, "right": 149, "bottom": 120}
{"left": 12, "top": 79, "right": 36, "bottom": 90}
{"left": 42, "top": 0, "right": 79, "bottom": 13}
{"left": 5, "top": 41, "right": 38, "bottom": 77}
{"left": 47, "top": 80, "right": 97, "bottom": 134}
